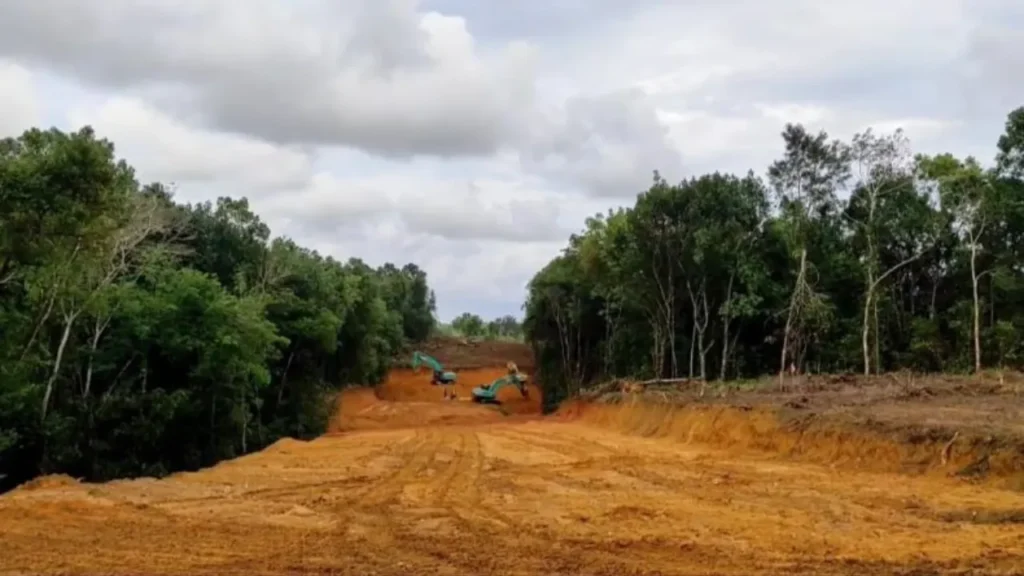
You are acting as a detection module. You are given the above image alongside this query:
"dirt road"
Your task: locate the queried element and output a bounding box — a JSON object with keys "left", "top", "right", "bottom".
{"left": 4, "top": 392, "right": 1024, "bottom": 575}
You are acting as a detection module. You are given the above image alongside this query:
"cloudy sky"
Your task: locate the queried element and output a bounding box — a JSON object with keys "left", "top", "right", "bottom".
{"left": 0, "top": 0, "right": 1020, "bottom": 321}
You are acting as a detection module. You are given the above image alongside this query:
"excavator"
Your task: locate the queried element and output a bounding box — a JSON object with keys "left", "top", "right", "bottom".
{"left": 472, "top": 361, "right": 529, "bottom": 404}
{"left": 411, "top": 351, "right": 458, "bottom": 399}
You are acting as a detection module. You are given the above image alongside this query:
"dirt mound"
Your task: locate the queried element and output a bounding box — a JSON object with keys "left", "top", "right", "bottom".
{"left": 12, "top": 474, "right": 80, "bottom": 492}
{"left": 401, "top": 336, "right": 534, "bottom": 370}
{"left": 263, "top": 437, "right": 308, "bottom": 453}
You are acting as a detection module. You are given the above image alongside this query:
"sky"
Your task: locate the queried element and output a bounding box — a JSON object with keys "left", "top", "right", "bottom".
{"left": 0, "top": 0, "right": 1021, "bottom": 322}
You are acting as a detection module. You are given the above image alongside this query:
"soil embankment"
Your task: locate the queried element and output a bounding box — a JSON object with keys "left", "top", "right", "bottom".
{"left": 561, "top": 372, "right": 1024, "bottom": 489}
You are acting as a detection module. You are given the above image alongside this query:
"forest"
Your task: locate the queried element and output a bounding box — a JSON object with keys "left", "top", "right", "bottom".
{"left": 524, "top": 106, "right": 1024, "bottom": 407}
{"left": 439, "top": 313, "right": 524, "bottom": 341}
{"left": 0, "top": 127, "right": 438, "bottom": 491}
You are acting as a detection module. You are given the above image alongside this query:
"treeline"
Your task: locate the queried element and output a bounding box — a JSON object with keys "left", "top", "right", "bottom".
{"left": 0, "top": 127, "right": 436, "bottom": 491}
{"left": 438, "top": 313, "right": 524, "bottom": 341}
{"left": 525, "top": 107, "right": 1024, "bottom": 406}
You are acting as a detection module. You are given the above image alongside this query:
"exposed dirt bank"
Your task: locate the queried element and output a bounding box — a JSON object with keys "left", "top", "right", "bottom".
{"left": 568, "top": 372, "right": 1024, "bottom": 489}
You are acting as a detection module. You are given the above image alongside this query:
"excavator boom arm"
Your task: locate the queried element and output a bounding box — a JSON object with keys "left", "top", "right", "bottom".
{"left": 472, "top": 374, "right": 528, "bottom": 402}
{"left": 411, "top": 351, "right": 443, "bottom": 372}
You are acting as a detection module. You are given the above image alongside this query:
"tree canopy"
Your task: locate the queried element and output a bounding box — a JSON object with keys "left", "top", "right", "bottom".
{"left": 525, "top": 106, "right": 1024, "bottom": 409}
{"left": 443, "top": 313, "right": 524, "bottom": 341}
{"left": 0, "top": 126, "right": 438, "bottom": 491}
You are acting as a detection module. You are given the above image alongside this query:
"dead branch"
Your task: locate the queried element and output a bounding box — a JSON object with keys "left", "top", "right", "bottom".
{"left": 941, "top": 431, "right": 960, "bottom": 466}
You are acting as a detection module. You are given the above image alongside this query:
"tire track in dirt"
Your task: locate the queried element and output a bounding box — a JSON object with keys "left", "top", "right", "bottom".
{"left": 495, "top": 426, "right": 705, "bottom": 493}
{"left": 411, "top": 429, "right": 615, "bottom": 575}
{"left": 342, "top": 428, "right": 535, "bottom": 575}
{"left": 441, "top": 430, "right": 520, "bottom": 533}
{"left": 490, "top": 426, "right": 620, "bottom": 461}
{"left": 351, "top": 429, "right": 442, "bottom": 510}
{"left": 322, "top": 428, "right": 457, "bottom": 572}
{"left": 477, "top": 427, "right": 704, "bottom": 575}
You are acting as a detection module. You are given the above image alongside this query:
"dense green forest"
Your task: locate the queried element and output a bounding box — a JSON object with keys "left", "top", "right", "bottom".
{"left": 525, "top": 106, "right": 1024, "bottom": 408}
{"left": 437, "top": 313, "right": 524, "bottom": 341}
{"left": 0, "top": 127, "right": 437, "bottom": 491}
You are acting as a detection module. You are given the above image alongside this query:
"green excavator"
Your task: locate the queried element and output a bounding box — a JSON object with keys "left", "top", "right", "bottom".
{"left": 471, "top": 374, "right": 529, "bottom": 404}
{"left": 411, "top": 351, "right": 457, "bottom": 399}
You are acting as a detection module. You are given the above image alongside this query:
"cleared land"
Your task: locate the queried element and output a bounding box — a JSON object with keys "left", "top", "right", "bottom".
{"left": 2, "top": 341, "right": 1024, "bottom": 575}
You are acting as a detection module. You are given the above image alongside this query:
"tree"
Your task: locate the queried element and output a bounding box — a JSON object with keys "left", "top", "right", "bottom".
{"left": 768, "top": 124, "right": 849, "bottom": 380}
{"left": 845, "top": 128, "right": 935, "bottom": 374}
{"left": 996, "top": 107, "right": 1024, "bottom": 178}
{"left": 0, "top": 124, "right": 441, "bottom": 492}
{"left": 917, "top": 154, "right": 997, "bottom": 373}
{"left": 451, "top": 312, "right": 485, "bottom": 338}
{"left": 522, "top": 104, "right": 1024, "bottom": 402}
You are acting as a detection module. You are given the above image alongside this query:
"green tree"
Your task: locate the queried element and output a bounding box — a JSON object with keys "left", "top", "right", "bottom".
{"left": 0, "top": 124, "right": 441, "bottom": 492}
{"left": 451, "top": 312, "right": 485, "bottom": 338}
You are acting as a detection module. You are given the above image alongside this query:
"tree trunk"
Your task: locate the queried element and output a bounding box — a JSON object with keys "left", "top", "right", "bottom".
{"left": 688, "top": 322, "right": 696, "bottom": 379}
{"left": 720, "top": 274, "right": 735, "bottom": 381}
{"left": 83, "top": 316, "right": 109, "bottom": 398}
{"left": 574, "top": 311, "right": 585, "bottom": 390}
{"left": 862, "top": 289, "right": 873, "bottom": 376}
{"left": 41, "top": 311, "right": 77, "bottom": 420}
{"left": 240, "top": 389, "right": 248, "bottom": 454}
{"left": 20, "top": 291, "right": 56, "bottom": 362}
{"left": 649, "top": 316, "right": 665, "bottom": 379}
{"left": 873, "top": 296, "right": 881, "bottom": 372}
{"left": 990, "top": 275, "right": 995, "bottom": 328}
{"left": 652, "top": 253, "right": 677, "bottom": 378}
{"left": 728, "top": 328, "right": 742, "bottom": 378}
{"left": 603, "top": 302, "right": 613, "bottom": 377}
{"left": 698, "top": 336, "right": 708, "bottom": 381}
{"left": 971, "top": 244, "right": 982, "bottom": 373}
{"left": 276, "top": 351, "right": 296, "bottom": 407}
{"left": 780, "top": 247, "right": 807, "bottom": 384}
{"left": 698, "top": 288, "right": 710, "bottom": 381}
{"left": 550, "top": 297, "right": 574, "bottom": 393}
{"left": 666, "top": 301, "right": 678, "bottom": 378}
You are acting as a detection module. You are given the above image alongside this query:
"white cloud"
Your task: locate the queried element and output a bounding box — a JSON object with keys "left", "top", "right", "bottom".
{"left": 0, "top": 61, "right": 39, "bottom": 136}
{"left": 0, "top": 0, "right": 539, "bottom": 158}
{"left": 261, "top": 170, "right": 569, "bottom": 243}
{"left": 0, "top": 0, "right": 1021, "bottom": 319}
{"left": 60, "top": 93, "right": 572, "bottom": 317}
{"left": 68, "top": 97, "right": 312, "bottom": 194}
{"left": 522, "top": 90, "right": 684, "bottom": 198}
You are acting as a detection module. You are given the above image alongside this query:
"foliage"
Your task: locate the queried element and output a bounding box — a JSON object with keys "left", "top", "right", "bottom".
{"left": 525, "top": 106, "right": 1024, "bottom": 407}
{"left": 0, "top": 126, "right": 437, "bottom": 491}
{"left": 439, "top": 313, "right": 524, "bottom": 342}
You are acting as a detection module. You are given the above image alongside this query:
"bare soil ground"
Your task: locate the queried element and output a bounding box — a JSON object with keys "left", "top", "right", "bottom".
{"left": 3, "top": 353, "right": 1024, "bottom": 575}
{"left": 586, "top": 371, "right": 1024, "bottom": 487}
{"left": 399, "top": 336, "right": 535, "bottom": 370}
